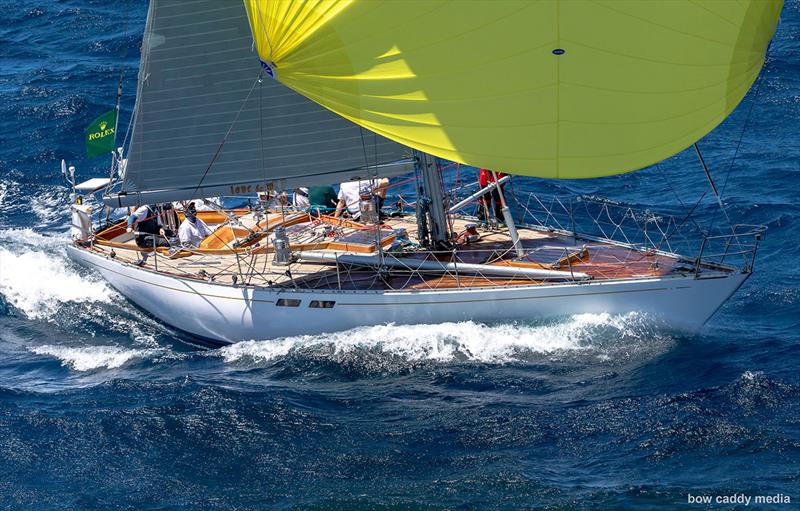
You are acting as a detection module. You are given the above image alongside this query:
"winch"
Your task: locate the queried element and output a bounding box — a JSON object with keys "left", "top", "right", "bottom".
{"left": 271, "top": 226, "right": 293, "bottom": 265}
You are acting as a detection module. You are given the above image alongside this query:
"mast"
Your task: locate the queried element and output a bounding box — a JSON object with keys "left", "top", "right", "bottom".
{"left": 415, "top": 152, "right": 451, "bottom": 249}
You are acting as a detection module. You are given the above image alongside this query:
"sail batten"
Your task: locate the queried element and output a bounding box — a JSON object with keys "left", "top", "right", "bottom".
{"left": 114, "top": 0, "right": 410, "bottom": 207}
{"left": 244, "top": 0, "right": 782, "bottom": 179}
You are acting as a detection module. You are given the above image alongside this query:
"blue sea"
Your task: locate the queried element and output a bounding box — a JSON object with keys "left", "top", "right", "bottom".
{"left": 1, "top": 2, "right": 798, "bottom": 509}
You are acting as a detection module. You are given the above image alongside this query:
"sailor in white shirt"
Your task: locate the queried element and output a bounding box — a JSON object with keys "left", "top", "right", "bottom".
{"left": 178, "top": 203, "right": 213, "bottom": 248}
{"left": 334, "top": 178, "right": 387, "bottom": 220}
{"left": 292, "top": 187, "right": 310, "bottom": 209}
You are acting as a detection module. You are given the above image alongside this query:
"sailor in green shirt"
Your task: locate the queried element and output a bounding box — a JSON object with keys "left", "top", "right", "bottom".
{"left": 292, "top": 186, "right": 338, "bottom": 212}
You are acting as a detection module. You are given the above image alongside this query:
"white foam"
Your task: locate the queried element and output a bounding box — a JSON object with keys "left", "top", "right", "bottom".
{"left": 30, "top": 345, "right": 156, "bottom": 371}
{"left": 218, "top": 313, "right": 646, "bottom": 365}
{"left": 30, "top": 186, "right": 70, "bottom": 227}
{"left": 0, "top": 229, "right": 113, "bottom": 319}
{"left": 0, "top": 227, "right": 65, "bottom": 249}
{"left": 0, "top": 181, "right": 24, "bottom": 222}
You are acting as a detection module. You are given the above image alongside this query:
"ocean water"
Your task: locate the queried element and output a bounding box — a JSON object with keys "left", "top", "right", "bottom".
{"left": 1, "top": 1, "right": 799, "bottom": 509}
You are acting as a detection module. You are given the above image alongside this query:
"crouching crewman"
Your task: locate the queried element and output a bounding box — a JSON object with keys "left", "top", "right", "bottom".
{"left": 127, "top": 204, "right": 173, "bottom": 249}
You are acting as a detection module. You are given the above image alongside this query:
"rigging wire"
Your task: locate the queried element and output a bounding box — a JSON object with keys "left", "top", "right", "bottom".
{"left": 661, "top": 57, "right": 770, "bottom": 245}
{"left": 108, "top": 0, "right": 131, "bottom": 182}
{"left": 253, "top": 1, "right": 275, "bottom": 63}
{"left": 708, "top": 60, "right": 770, "bottom": 233}
{"left": 189, "top": 73, "right": 262, "bottom": 200}
{"left": 259, "top": 72, "right": 266, "bottom": 193}
{"left": 655, "top": 162, "right": 704, "bottom": 233}
{"left": 117, "top": 0, "right": 156, "bottom": 195}
{"left": 659, "top": 189, "right": 709, "bottom": 244}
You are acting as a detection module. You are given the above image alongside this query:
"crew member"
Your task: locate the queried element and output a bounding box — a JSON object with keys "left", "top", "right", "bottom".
{"left": 334, "top": 178, "right": 388, "bottom": 220}
{"left": 292, "top": 187, "right": 311, "bottom": 209}
{"left": 161, "top": 203, "right": 180, "bottom": 233}
{"left": 127, "top": 204, "right": 173, "bottom": 249}
{"left": 258, "top": 190, "right": 288, "bottom": 210}
{"left": 178, "top": 202, "right": 213, "bottom": 248}
{"left": 292, "top": 186, "right": 338, "bottom": 211}
{"left": 478, "top": 168, "right": 506, "bottom": 222}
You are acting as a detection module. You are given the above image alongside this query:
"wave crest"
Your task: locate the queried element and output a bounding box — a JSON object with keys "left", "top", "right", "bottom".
{"left": 219, "top": 312, "right": 663, "bottom": 366}
{"left": 30, "top": 345, "right": 157, "bottom": 371}
{"left": 0, "top": 229, "right": 113, "bottom": 319}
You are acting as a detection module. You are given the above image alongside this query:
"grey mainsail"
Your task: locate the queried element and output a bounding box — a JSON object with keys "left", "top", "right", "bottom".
{"left": 107, "top": 0, "right": 411, "bottom": 207}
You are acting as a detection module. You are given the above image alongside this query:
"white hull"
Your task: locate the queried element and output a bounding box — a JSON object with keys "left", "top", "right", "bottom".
{"left": 67, "top": 245, "right": 748, "bottom": 345}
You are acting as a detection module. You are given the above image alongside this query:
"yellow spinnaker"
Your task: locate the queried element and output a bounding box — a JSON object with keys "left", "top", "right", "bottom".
{"left": 244, "top": 0, "right": 783, "bottom": 179}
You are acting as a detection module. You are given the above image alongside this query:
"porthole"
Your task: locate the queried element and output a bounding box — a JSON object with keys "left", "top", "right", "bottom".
{"left": 309, "top": 300, "right": 335, "bottom": 309}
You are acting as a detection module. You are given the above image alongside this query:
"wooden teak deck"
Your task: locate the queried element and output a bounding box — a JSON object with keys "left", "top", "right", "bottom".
{"left": 88, "top": 210, "right": 706, "bottom": 292}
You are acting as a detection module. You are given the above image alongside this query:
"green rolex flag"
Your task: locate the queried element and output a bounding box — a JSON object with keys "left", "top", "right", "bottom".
{"left": 85, "top": 109, "right": 117, "bottom": 157}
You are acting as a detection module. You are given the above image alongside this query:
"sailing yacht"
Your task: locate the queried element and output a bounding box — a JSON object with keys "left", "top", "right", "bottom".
{"left": 65, "top": 0, "right": 782, "bottom": 345}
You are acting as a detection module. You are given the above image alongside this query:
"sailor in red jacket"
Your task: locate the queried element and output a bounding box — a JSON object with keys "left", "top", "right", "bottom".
{"left": 478, "top": 168, "right": 506, "bottom": 222}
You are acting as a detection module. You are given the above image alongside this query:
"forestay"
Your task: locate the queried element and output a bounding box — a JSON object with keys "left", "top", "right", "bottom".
{"left": 109, "top": 0, "right": 411, "bottom": 207}
{"left": 245, "top": 0, "right": 783, "bottom": 179}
